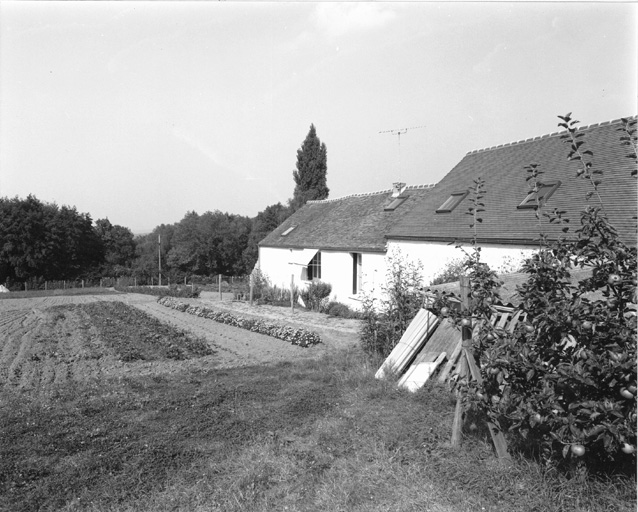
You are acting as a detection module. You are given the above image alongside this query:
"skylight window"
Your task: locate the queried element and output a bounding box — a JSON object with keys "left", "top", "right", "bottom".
{"left": 384, "top": 196, "right": 408, "bottom": 211}
{"left": 517, "top": 181, "right": 561, "bottom": 209}
{"left": 436, "top": 191, "right": 468, "bottom": 213}
{"left": 281, "top": 226, "right": 296, "bottom": 236}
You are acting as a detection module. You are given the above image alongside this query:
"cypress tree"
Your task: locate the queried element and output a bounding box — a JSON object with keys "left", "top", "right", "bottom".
{"left": 291, "top": 124, "right": 328, "bottom": 211}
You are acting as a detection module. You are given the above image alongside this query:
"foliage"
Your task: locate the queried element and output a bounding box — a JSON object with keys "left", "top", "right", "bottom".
{"left": 433, "top": 113, "right": 637, "bottom": 475}
{"left": 158, "top": 296, "right": 322, "bottom": 347}
{"left": 242, "top": 203, "right": 291, "bottom": 271}
{"left": 360, "top": 250, "right": 426, "bottom": 356}
{"left": 0, "top": 195, "right": 103, "bottom": 284}
{"left": 300, "top": 280, "right": 332, "bottom": 312}
{"left": 166, "top": 210, "right": 252, "bottom": 277}
{"left": 249, "top": 268, "right": 270, "bottom": 300}
{"left": 114, "top": 284, "right": 201, "bottom": 298}
{"left": 290, "top": 124, "right": 329, "bottom": 211}
{"left": 324, "top": 300, "right": 362, "bottom": 319}
{"left": 429, "top": 258, "right": 465, "bottom": 285}
{"left": 256, "top": 280, "right": 301, "bottom": 307}
{"left": 94, "top": 218, "right": 136, "bottom": 276}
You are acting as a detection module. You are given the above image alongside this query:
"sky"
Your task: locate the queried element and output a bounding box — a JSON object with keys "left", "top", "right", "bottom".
{"left": 0, "top": 2, "right": 636, "bottom": 234}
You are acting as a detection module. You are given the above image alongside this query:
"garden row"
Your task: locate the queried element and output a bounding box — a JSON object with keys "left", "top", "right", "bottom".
{"left": 157, "top": 296, "right": 322, "bottom": 347}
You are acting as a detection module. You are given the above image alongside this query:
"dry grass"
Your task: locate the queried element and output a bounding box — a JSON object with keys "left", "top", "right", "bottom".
{"left": 0, "top": 304, "right": 635, "bottom": 512}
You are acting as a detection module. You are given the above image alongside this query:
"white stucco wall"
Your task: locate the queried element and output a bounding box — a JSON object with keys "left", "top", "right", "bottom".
{"left": 386, "top": 240, "right": 535, "bottom": 285}
{"left": 258, "top": 246, "right": 387, "bottom": 310}
{"left": 259, "top": 242, "right": 536, "bottom": 311}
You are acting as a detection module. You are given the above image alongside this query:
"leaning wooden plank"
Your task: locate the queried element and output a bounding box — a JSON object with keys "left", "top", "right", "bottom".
{"left": 375, "top": 309, "right": 439, "bottom": 379}
{"left": 375, "top": 309, "right": 437, "bottom": 379}
{"left": 419, "top": 317, "right": 459, "bottom": 357}
{"left": 437, "top": 339, "right": 462, "bottom": 383}
{"left": 487, "top": 422, "right": 512, "bottom": 461}
{"left": 398, "top": 351, "right": 447, "bottom": 392}
{"left": 451, "top": 354, "right": 469, "bottom": 448}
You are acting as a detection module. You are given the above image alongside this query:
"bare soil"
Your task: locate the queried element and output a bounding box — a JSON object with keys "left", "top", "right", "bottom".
{"left": 0, "top": 292, "right": 362, "bottom": 394}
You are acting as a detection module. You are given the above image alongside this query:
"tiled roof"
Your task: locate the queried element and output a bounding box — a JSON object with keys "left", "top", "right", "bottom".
{"left": 258, "top": 185, "right": 435, "bottom": 252}
{"left": 387, "top": 118, "right": 637, "bottom": 247}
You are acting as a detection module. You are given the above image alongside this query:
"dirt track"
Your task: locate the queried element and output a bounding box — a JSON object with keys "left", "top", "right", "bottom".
{"left": 0, "top": 292, "right": 361, "bottom": 394}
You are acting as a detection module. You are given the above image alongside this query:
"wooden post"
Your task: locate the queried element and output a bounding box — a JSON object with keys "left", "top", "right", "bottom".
{"left": 24, "top": 282, "right": 27, "bottom": 292}
{"left": 219, "top": 274, "right": 223, "bottom": 301}
{"left": 45, "top": 281, "right": 47, "bottom": 291}
{"left": 452, "top": 275, "right": 472, "bottom": 448}
{"left": 249, "top": 275, "right": 254, "bottom": 306}
{"left": 290, "top": 274, "right": 295, "bottom": 313}
{"left": 158, "top": 234, "right": 162, "bottom": 287}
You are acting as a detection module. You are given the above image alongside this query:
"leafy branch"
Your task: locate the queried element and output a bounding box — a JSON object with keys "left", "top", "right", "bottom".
{"left": 558, "top": 113, "right": 606, "bottom": 213}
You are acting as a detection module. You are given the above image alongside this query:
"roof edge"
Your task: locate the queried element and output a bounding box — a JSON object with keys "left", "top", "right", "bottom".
{"left": 306, "top": 183, "right": 436, "bottom": 205}
{"left": 385, "top": 235, "right": 569, "bottom": 246}
{"left": 466, "top": 115, "right": 637, "bottom": 156}
{"left": 258, "top": 243, "right": 386, "bottom": 253}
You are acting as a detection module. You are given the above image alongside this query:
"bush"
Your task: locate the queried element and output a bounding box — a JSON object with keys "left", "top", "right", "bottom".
{"left": 360, "top": 250, "right": 426, "bottom": 357}
{"left": 300, "top": 280, "right": 332, "bottom": 312}
{"left": 325, "top": 301, "right": 361, "bottom": 319}
{"left": 429, "top": 258, "right": 465, "bottom": 285}
{"left": 259, "top": 283, "right": 300, "bottom": 307}
{"left": 250, "top": 268, "right": 270, "bottom": 300}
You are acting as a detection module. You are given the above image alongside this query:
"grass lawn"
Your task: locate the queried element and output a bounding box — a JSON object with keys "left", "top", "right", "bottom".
{"left": 0, "top": 305, "right": 635, "bottom": 511}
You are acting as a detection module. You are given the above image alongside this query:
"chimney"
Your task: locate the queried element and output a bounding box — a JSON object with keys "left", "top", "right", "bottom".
{"left": 391, "top": 182, "right": 407, "bottom": 197}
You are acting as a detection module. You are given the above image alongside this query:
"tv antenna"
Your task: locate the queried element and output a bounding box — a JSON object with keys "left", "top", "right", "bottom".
{"left": 379, "top": 125, "right": 426, "bottom": 146}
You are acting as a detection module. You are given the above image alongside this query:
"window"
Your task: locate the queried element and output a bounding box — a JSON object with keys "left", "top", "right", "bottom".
{"left": 517, "top": 181, "right": 561, "bottom": 209}
{"left": 281, "top": 225, "right": 296, "bottom": 236}
{"left": 384, "top": 196, "right": 408, "bottom": 211}
{"left": 307, "top": 251, "right": 321, "bottom": 280}
{"left": 436, "top": 191, "right": 468, "bottom": 213}
{"left": 352, "top": 253, "right": 362, "bottom": 294}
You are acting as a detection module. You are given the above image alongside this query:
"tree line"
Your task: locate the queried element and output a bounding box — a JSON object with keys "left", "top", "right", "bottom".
{"left": 0, "top": 124, "right": 328, "bottom": 288}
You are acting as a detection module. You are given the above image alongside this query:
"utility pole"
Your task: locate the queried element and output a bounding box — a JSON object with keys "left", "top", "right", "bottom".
{"left": 158, "top": 234, "right": 162, "bottom": 287}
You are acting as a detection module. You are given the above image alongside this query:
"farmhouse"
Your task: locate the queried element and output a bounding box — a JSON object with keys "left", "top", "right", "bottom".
{"left": 258, "top": 117, "right": 637, "bottom": 310}
{"left": 258, "top": 183, "right": 435, "bottom": 309}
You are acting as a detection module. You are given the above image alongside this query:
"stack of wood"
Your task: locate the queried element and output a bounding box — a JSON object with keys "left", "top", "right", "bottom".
{"left": 375, "top": 276, "right": 525, "bottom": 461}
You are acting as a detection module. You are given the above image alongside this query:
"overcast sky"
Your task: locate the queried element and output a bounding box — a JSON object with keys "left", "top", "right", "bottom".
{"left": 1, "top": 2, "right": 636, "bottom": 233}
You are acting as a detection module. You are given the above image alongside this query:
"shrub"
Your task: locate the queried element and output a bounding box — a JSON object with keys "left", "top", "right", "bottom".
{"left": 325, "top": 301, "right": 361, "bottom": 319}
{"left": 300, "top": 280, "right": 332, "bottom": 312}
{"left": 360, "top": 250, "right": 426, "bottom": 357}
{"left": 259, "top": 283, "right": 300, "bottom": 307}
{"left": 250, "top": 268, "right": 270, "bottom": 300}
{"left": 429, "top": 258, "right": 465, "bottom": 285}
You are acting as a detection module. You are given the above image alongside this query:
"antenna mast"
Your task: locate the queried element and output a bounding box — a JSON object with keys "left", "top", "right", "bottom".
{"left": 379, "top": 124, "right": 426, "bottom": 146}
{"left": 379, "top": 124, "right": 426, "bottom": 177}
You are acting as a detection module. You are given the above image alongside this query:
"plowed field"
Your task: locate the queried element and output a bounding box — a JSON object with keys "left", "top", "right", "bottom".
{"left": 0, "top": 293, "right": 361, "bottom": 396}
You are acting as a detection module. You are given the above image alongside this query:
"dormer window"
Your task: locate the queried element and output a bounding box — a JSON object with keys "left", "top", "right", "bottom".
{"left": 436, "top": 191, "right": 468, "bottom": 213}
{"left": 517, "top": 181, "right": 561, "bottom": 209}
